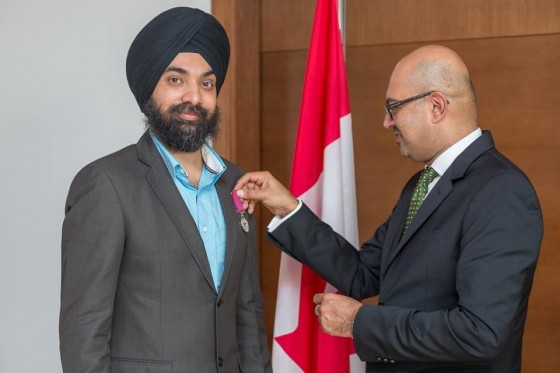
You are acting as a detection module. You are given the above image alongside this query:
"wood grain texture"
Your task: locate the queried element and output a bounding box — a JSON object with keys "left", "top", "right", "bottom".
{"left": 213, "top": 0, "right": 261, "bottom": 172}
{"left": 261, "top": 0, "right": 315, "bottom": 52}
{"left": 347, "top": 0, "right": 560, "bottom": 47}
{"left": 261, "top": 0, "right": 560, "bottom": 51}
{"left": 259, "top": 49, "right": 307, "bottom": 340}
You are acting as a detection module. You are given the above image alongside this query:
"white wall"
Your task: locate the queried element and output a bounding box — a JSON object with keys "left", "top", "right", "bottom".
{"left": 0, "top": 0, "right": 211, "bottom": 371}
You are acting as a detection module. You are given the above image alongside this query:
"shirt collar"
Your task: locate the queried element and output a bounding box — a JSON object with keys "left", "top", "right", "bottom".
{"left": 430, "top": 128, "right": 482, "bottom": 177}
{"left": 149, "top": 131, "right": 226, "bottom": 188}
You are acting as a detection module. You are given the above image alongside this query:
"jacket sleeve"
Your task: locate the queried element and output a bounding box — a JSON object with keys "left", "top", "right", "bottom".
{"left": 268, "top": 202, "right": 387, "bottom": 300}
{"left": 60, "top": 165, "right": 125, "bottom": 373}
{"left": 236, "top": 212, "right": 272, "bottom": 373}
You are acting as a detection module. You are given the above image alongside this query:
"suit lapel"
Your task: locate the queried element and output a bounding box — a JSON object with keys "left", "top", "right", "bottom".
{"left": 137, "top": 132, "right": 216, "bottom": 293}
{"left": 379, "top": 189, "right": 411, "bottom": 279}
{"left": 384, "top": 131, "right": 496, "bottom": 270}
{"left": 214, "top": 173, "right": 240, "bottom": 298}
{"left": 388, "top": 177, "right": 453, "bottom": 264}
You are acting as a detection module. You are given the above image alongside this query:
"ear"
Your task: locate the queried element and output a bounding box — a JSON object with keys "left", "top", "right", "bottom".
{"left": 430, "top": 91, "right": 448, "bottom": 123}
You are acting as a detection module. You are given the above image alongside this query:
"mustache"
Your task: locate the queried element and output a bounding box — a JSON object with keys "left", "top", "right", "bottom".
{"left": 169, "top": 103, "right": 208, "bottom": 117}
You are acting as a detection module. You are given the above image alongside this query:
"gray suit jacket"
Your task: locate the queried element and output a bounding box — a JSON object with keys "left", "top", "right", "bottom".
{"left": 60, "top": 132, "right": 271, "bottom": 373}
{"left": 269, "top": 131, "right": 543, "bottom": 373}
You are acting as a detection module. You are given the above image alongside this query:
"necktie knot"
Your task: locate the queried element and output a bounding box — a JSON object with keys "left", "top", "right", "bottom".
{"left": 404, "top": 166, "right": 438, "bottom": 232}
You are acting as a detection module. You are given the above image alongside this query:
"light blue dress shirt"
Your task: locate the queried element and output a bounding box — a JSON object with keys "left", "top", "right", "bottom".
{"left": 149, "top": 131, "right": 227, "bottom": 291}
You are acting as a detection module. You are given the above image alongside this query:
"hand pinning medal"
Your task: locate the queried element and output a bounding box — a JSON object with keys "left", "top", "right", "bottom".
{"left": 231, "top": 190, "right": 249, "bottom": 233}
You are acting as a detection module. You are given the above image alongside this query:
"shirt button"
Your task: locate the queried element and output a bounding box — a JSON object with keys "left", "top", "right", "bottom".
{"left": 202, "top": 225, "right": 208, "bottom": 233}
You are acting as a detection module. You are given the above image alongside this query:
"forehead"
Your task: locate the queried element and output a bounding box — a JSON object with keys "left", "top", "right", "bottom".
{"left": 165, "top": 52, "right": 212, "bottom": 73}
{"left": 386, "top": 62, "right": 412, "bottom": 99}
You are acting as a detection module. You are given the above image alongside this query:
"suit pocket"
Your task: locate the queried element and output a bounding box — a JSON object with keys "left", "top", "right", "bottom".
{"left": 111, "top": 357, "right": 172, "bottom": 373}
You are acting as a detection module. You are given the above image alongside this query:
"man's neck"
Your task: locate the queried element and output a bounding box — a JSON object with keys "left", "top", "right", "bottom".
{"left": 170, "top": 147, "right": 204, "bottom": 188}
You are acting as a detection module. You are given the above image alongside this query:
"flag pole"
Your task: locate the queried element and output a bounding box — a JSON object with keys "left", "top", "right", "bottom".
{"left": 338, "top": 0, "right": 346, "bottom": 56}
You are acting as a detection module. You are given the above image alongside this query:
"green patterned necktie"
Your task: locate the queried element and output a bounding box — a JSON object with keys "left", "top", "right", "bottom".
{"left": 403, "top": 166, "right": 439, "bottom": 232}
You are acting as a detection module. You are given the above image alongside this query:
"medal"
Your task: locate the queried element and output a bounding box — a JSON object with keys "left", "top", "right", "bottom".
{"left": 231, "top": 190, "right": 249, "bottom": 233}
{"left": 239, "top": 212, "right": 249, "bottom": 233}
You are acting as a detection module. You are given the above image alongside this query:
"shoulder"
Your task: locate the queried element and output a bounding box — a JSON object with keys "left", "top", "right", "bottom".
{"left": 222, "top": 158, "right": 246, "bottom": 179}
{"left": 470, "top": 148, "right": 536, "bottom": 192}
{"left": 66, "top": 144, "right": 139, "bottom": 202}
{"left": 461, "top": 149, "right": 542, "bottom": 221}
{"left": 75, "top": 141, "right": 150, "bottom": 182}
{"left": 87, "top": 144, "right": 139, "bottom": 172}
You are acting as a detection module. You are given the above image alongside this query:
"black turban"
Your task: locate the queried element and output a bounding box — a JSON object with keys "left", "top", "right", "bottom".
{"left": 126, "top": 7, "right": 230, "bottom": 111}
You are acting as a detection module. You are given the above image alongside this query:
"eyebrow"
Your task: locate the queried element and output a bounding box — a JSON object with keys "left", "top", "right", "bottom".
{"left": 164, "top": 66, "right": 216, "bottom": 77}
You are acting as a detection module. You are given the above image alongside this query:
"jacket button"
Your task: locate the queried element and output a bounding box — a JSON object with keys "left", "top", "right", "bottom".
{"left": 217, "top": 299, "right": 223, "bottom": 307}
{"left": 218, "top": 357, "right": 224, "bottom": 366}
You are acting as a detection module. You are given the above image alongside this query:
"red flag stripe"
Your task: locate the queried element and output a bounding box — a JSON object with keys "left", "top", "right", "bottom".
{"left": 290, "top": 0, "right": 350, "bottom": 198}
{"left": 273, "top": 0, "right": 363, "bottom": 372}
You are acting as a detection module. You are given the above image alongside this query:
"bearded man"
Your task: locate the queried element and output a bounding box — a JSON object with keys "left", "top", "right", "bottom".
{"left": 60, "top": 7, "right": 271, "bottom": 373}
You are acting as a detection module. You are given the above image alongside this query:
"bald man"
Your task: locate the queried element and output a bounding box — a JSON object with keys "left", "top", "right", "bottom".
{"left": 60, "top": 8, "right": 271, "bottom": 372}
{"left": 235, "top": 45, "right": 542, "bottom": 372}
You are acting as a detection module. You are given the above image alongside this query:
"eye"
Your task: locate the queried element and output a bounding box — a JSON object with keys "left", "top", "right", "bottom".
{"left": 201, "top": 80, "right": 215, "bottom": 89}
{"left": 168, "top": 76, "right": 182, "bottom": 85}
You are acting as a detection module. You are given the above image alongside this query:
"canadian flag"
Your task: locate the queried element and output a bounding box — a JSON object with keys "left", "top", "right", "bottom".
{"left": 271, "top": 0, "right": 364, "bottom": 372}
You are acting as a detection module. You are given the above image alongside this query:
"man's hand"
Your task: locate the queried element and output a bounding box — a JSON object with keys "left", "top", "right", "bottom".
{"left": 313, "top": 293, "right": 363, "bottom": 338}
{"left": 234, "top": 171, "right": 298, "bottom": 217}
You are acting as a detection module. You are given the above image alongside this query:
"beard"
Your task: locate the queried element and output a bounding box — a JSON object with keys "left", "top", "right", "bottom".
{"left": 143, "top": 98, "right": 220, "bottom": 153}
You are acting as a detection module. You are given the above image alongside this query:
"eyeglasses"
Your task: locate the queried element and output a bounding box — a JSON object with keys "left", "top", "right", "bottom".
{"left": 384, "top": 91, "right": 435, "bottom": 120}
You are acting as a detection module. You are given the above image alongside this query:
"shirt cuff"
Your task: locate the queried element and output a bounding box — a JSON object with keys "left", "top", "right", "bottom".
{"left": 267, "top": 199, "right": 303, "bottom": 232}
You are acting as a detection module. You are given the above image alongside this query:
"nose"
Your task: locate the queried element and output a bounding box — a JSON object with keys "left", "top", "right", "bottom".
{"left": 383, "top": 111, "right": 394, "bottom": 129}
{"left": 181, "top": 83, "right": 201, "bottom": 106}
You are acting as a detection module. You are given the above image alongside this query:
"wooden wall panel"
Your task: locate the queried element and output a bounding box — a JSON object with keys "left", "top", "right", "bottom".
{"left": 261, "top": 0, "right": 560, "bottom": 52}
{"left": 346, "top": 0, "right": 560, "bottom": 47}
{"left": 260, "top": 0, "right": 315, "bottom": 52}
{"left": 260, "top": 50, "right": 307, "bottom": 340}
{"left": 213, "top": 0, "right": 261, "bottom": 172}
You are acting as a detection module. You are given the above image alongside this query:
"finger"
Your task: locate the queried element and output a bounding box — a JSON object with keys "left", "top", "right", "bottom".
{"left": 320, "top": 292, "right": 340, "bottom": 304}
{"left": 234, "top": 171, "right": 269, "bottom": 191}
{"left": 313, "top": 293, "right": 325, "bottom": 305}
{"left": 247, "top": 200, "right": 256, "bottom": 214}
{"left": 237, "top": 187, "right": 271, "bottom": 202}
{"left": 235, "top": 182, "right": 257, "bottom": 204}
